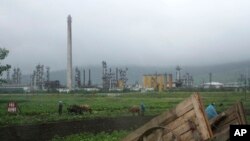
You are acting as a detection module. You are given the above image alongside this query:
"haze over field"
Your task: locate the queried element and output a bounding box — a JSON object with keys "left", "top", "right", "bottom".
{"left": 19, "top": 60, "right": 250, "bottom": 86}
{"left": 1, "top": 0, "right": 250, "bottom": 74}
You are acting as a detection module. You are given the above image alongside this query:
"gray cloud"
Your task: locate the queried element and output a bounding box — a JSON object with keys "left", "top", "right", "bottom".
{"left": 1, "top": 0, "right": 250, "bottom": 74}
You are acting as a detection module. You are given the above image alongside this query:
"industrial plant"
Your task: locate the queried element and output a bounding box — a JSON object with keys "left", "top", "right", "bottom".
{"left": 102, "top": 61, "right": 128, "bottom": 91}
{"left": 142, "top": 66, "right": 194, "bottom": 92}
{"left": 0, "top": 15, "right": 249, "bottom": 93}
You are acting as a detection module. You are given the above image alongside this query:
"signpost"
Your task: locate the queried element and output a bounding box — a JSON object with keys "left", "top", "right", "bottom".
{"left": 7, "top": 102, "right": 18, "bottom": 113}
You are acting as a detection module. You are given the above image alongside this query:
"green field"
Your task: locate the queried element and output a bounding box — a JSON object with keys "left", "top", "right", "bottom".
{"left": 0, "top": 91, "right": 249, "bottom": 126}
{"left": 51, "top": 130, "right": 129, "bottom": 141}
{"left": 0, "top": 92, "right": 250, "bottom": 141}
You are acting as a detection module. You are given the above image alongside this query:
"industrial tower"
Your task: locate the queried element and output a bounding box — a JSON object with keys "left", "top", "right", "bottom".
{"left": 67, "top": 15, "right": 73, "bottom": 90}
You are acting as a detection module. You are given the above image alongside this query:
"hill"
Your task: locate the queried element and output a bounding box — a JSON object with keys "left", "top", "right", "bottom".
{"left": 21, "top": 61, "right": 250, "bottom": 86}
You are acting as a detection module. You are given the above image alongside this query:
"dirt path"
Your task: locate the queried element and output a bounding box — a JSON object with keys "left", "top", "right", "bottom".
{"left": 0, "top": 116, "right": 154, "bottom": 141}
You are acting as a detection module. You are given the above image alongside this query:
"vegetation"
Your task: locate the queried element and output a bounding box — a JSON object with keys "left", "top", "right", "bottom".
{"left": 51, "top": 130, "right": 128, "bottom": 141}
{"left": 0, "top": 92, "right": 249, "bottom": 127}
{"left": 0, "top": 48, "right": 11, "bottom": 83}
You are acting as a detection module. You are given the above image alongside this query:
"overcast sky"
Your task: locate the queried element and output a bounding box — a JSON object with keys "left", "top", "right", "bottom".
{"left": 1, "top": 0, "right": 250, "bottom": 74}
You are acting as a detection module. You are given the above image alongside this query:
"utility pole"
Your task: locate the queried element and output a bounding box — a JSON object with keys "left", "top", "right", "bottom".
{"left": 245, "top": 76, "right": 247, "bottom": 100}
{"left": 209, "top": 72, "right": 212, "bottom": 88}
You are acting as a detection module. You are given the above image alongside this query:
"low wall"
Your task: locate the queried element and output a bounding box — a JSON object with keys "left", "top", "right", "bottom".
{"left": 0, "top": 116, "right": 154, "bottom": 141}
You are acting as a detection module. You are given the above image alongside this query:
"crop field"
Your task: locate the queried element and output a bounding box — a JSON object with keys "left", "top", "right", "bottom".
{"left": 0, "top": 92, "right": 250, "bottom": 126}
{"left": 51, "top": 130, "right": 129, "bottom": 141}
{"left": 0, "top": 91, "right": 249, "bottom": 140}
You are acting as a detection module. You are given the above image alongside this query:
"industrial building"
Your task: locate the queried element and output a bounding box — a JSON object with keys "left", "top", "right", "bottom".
{"left": 143, "top": 73, "right": 173, "bottom": 92}
{"left": 175, "top": 66, "right": 194, "bottom": 88}
{"left": 102, "top": 61, "right": 128, "bottom": 91}
{"left": 142, "top": 66, "right": 194, "bottom": 91}
{"left": 202, "top": 82, "right": 224, "bottom": 89}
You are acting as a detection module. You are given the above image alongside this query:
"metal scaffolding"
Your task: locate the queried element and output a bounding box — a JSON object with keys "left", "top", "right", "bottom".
{"left": 11, "top": 67, "right": 21, "bottom": 85}
{"left": 102, "top": 61, "right": 109, "bottom": 90}
{"left": 75, "top": 67, "right": 81, "bottom": 88}
{"left": 31, "top": 64, "right": 45, "bottom": 90}
{"left": 102, "top": 61, "right": 128, "bottom": 91}
{"left": 82, "top": 68, "right": 85, "bottom": 87}
{"left": 182, "top": 73, "right": 194, "bottom": 88}
{"left": 118, "top": 68, "right": 128, "bottom": 89}
{"left": 88, "top": 69, "right": 92, "bottom": 87}
{"left": 175, "top": 66, "right": 182, "bottom": 87}
{"left": 46, "top": 67, "right": 50, "bottom": 82}
{"left": 175, "top": 66, "right": 194, "bottom": 88}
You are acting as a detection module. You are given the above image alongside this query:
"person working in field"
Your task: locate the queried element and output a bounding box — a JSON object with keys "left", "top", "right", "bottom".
{"left": 205, "top": 103, "right": 218, "bottom": 119}
{"left": 140, "top": 102, "right": 145, "bottom": 116}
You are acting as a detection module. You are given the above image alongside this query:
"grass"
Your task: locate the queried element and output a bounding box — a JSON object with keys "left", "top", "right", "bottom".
{"left": 51, "top": 130, "right": 128, "bottom": 141}
{"left": 0, "top": 91, "right": 249, "bottom": 127}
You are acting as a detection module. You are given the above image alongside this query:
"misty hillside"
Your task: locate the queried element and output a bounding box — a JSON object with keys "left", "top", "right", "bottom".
{"left": 21, "top": 61, "right": 250, "bottom": 86}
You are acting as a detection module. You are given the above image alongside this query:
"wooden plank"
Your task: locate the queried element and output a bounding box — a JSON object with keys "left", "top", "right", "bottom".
{"left": 236, "top": 103, "right": 243, "bottom": 124}
{"left": 210, "top": 103, "right": 236, "bottom": 130}
{"left": 163, "top": 110, "right": 196, "bottom": 133}
{"left": 209, "top": 112, "right": 226, "bottom": 127}
{"left": 162, "top": 130, "right": 177, "bottom": 139}
{"left": 123, "top": 119, "right": 158, "bottom": 141}
{"left": 172, "top": 122, "right": 193, "bottom": 135}
{"left": 207, "top": 127, "right": 229, "bottom": 141}
{"left": 162, "top": 115, "right": 199, "bottom": 140}
{"left": 210, "top": 101, "right": 247, "bottom": 139}
{"left": 213, "top": 114, "right": 237, "bottom": 134}
{"left": 211, "top": 104, "right": 239, "bottom": 133}
{"left": 172, "top": 119, "right": 203, "bottom": 141}
{"left": 191, "top": 93, "right": 213, "bottom": 140}
{"left": 140, "top": 121, "right": 202, "bottom": 141}
{"left": 216, "top": 119, "right": 238, "bottom": 133}
{"left": 161, "top": 104, "right": 194, "bottom": 126}
{"left": 180, "top": 130, "right": 200, "bottom": 141}
{"left": 122, "top": 93, "right": 212, "bottom": 141}
{"left": 236, "top": 102, "right": 247, "bottom": 124}
{"left": 156, "top": 98, "right": 193, "bottom": 126}
{"left": 162, "top": 132, "right": 179, "bottom": 141}
{"left": 122, "top": 97, "right": 193, "bottom": 141}
{"left": 188, "top": 119, "right": 203, "bottom": 140}
{"left": 223, "top": 105, "right": 236, "bottom": 115}
{"left": 162, "top": 121, "right": 198, "bottom": 140}
{"left": 221, "top": 114, "right": 238, "bottom": 126}
{"left": 142, "top": 128, "right": 163, "bottom": 141}
{"left": 180, "top": 131, "right": 193, "bottom": 141}
{"left": 176, "top": 98, "right": 193, "bottom": 110}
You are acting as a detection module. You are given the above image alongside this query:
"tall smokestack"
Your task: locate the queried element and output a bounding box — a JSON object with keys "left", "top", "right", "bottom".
{"left": 83, "top": 69, "right": 85, "bottom": 86}
{"left": 67, "top": 15, "right": 73, "bottom": 90}
{"left": 88, "top": 69, "right": 91, "bottom": 86}
{"left": 209, "top": 72, "right": 212, "bottom": 88}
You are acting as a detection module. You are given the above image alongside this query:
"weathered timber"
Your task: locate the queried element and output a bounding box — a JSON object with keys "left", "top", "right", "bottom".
{"left": 207, "top": 127, "right": 229, "bottom": 141}
{"left": 210, "top": 112, "right": 227, "bottom": 130}
{"left": 211, "top": 101, "right": 247, "bottom": 135}
{"left": 122, "top": 93, "right": 213, "bottom": 141}
{"left": 208, "top": 101, "right": 247, "bottom": 141}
